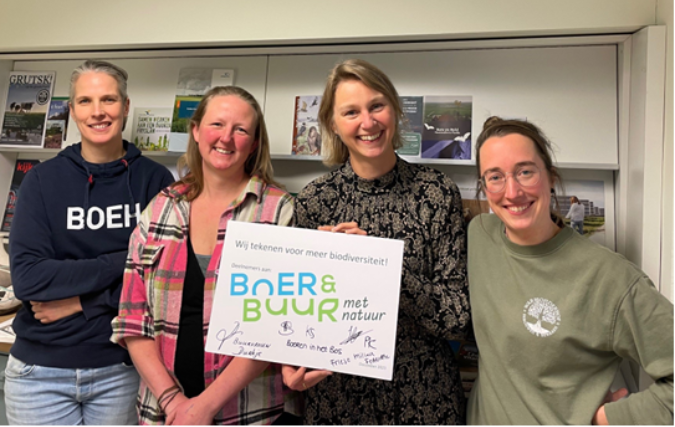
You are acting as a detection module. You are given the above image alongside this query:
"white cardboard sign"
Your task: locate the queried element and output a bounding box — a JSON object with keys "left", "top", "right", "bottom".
{"left": 205, "top": 221, "right": 404, "bottom": 380}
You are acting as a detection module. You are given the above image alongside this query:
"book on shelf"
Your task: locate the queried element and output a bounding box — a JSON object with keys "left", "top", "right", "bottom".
{"left": 169, "top": 68, "right": 235, "bottom": 152}
{"left": 44, "top": 97, "right": 70, "bottom": 149}
{"left": 0, "top": 71, "right": 56, "bottom": 149}
{"left": 291, "top": 96, "right": 322, "bottom": 156}
{"left": 1, "top": 159, "right": 40, "bottom": 233}
{"left": 131, "top": 107, "right": 172, "bottom": 151}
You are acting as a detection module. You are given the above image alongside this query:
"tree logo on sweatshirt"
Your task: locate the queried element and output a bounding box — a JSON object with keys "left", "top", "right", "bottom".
{"left": 522, "top": 297, "right": 561, "bottom": 337}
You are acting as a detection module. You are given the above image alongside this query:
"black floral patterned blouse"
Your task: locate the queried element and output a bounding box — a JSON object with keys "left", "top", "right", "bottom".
{"left": 294, "top": 157, "right": 470, "bottom": 425}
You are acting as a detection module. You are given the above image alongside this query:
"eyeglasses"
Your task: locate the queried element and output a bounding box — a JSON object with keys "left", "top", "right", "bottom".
{"left": 480, "top": 165, "right": 541, "bottom": 193}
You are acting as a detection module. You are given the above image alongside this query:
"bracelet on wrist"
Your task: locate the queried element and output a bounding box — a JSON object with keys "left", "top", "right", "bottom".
{"left": 157, "top": 384, "right": 180, "bottom": 409}
{"left": 159, "top": 389, "right": 181, "bottom": 413}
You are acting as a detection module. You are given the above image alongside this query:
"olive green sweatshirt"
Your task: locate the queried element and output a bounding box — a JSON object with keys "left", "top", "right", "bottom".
{"left": 467, "top": 214, "right": 673, "bottom": 425}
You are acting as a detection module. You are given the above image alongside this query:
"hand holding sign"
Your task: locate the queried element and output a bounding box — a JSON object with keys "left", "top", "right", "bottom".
{"left": 205, "top": 221, "right": 404, "bottom": 380}
{"left": 281, "top": 365, "right": 332, "bottom": 391}
{"left": 318, "top": 221, "right": 367, "bottom": 235}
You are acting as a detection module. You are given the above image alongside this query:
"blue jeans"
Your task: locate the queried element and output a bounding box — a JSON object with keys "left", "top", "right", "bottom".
{"left": 571, "top": 221, "right": 584, "bottom": 235}
{"left": 4, "top": 355, "right": 139, "bottom": 425}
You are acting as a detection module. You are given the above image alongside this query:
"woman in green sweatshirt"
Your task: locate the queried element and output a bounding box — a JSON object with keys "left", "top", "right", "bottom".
{"left": 467, "top": 116, "right": 673, "bottom": 425}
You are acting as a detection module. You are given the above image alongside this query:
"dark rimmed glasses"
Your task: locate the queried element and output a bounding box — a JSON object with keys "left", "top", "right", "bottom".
{"left": 480, "top": 165, "right": 542, "bottom": 193}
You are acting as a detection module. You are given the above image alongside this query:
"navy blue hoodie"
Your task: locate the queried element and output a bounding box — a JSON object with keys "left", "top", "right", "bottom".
{"left": 9, "top": 141, "right": 174, "bottom": 369}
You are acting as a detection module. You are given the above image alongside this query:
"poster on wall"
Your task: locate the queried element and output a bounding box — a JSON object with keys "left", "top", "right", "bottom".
{"left": 421, "top": 95, "right": 472, "bottom": 160}
{"left": 44, "top": 97, "right": 69, "bottom": 149}
{"left": 205, "top": 221, "right": 404, "bottom": 380}
{"left": 131, "top": 107, "right": 172, "bottom": 151}
{"left": 0, "top": 71, "right": 56, "bottom": 148}
{"left": 169, "top": 68, "right": 234, "bottom": 152}
{"left": 291, "top": 96, "right": 322, "bottom": 156}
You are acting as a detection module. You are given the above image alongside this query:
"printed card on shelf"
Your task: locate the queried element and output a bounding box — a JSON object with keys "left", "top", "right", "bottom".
{"left": 205, "top": 221, "right": 404, "bottom": 380}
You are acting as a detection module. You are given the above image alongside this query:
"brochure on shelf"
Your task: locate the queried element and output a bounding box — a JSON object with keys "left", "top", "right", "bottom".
{"left": 131, "top": 107, "right": 172, "bottom": 151}
{"left": 421, "top": 95, "right": 472, "bottom": 160}
{"left": 44, "top": 97, "right": 69, "bottom": 149}
{"left": 0, "top": 71, "right": 56, "bottom": 148}
{"left": 397, "top": 96, "right": 424, "bottom": 157}
{"left": 292, "top": 95, "right": 322, "bottom": 156}
{"left": 205, "top": 221, "right": 404, "bottom": 380}
{"left": 169, "top": 68, "right": 234, "bottom": 152}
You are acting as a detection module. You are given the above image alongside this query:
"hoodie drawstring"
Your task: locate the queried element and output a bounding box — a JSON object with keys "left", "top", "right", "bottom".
{"left": 82, "top": 161, "right": 93, "bottom": 211}
{"left": 121, "top": 159, "right": 137, "bottom": 222}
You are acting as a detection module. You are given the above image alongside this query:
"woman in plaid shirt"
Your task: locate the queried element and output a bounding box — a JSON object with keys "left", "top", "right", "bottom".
{"left": 111, "top": 86, "right": 302, "bottom": 425}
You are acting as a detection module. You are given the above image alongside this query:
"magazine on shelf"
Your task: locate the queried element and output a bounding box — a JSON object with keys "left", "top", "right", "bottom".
{"left": 421, "top": 95, "right": 472, "bottom": 160}
{"left": 44, "top": 97, "right": 69, "bottom": 149}
{"left": 169, "top": 68, "right": 235, "bottom": 152}
{"left": 0, "top": 71, "right": 56, "bottom": 148}
{"left": 1, "top": 159, "right": 40, "bottom": 232}
{"left": 397, "top": 96, "right": 424, "bottom": 157}
{"left": 131, "top": 107, "right": 172, "bottom": 151}
{"left": 291, "top": 95, "right": 322, "bottom": 156}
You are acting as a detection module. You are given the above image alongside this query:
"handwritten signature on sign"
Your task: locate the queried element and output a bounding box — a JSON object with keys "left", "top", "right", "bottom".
{"left": 340, "top": 325, "right": 376, "bottom": 349}
{"left": 278, "top": 321, "right": 294, "bottom": 336}
{"left": 216, "top": 321, "right": 244, "bottom": 350}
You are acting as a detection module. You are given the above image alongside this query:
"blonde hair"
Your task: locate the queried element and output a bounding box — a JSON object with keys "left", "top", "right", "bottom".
{"left": 175, "top": 86, "right": 280, "bottom": 201}
{"left": 318, "top": 59, "right": 404, "bottom": 166}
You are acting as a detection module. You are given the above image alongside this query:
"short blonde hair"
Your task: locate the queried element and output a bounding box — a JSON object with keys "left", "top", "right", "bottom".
{"left": 318, "top": 59, "right": 405, "bottom": 166}
{"left": 175, "top": 86, "right": 280, "bottom": 201}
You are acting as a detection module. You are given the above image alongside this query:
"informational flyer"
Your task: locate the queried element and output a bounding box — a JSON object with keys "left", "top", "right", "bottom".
{"left": 131, "top": 107, "right": 172, "bottom": 151}
{"left": 205, "top": 222, "right": 404, "bottom": 380}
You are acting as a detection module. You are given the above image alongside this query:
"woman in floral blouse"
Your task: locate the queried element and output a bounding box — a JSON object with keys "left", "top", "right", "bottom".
{"left": 283, "top": 59, "right": 470, "bottom": 425}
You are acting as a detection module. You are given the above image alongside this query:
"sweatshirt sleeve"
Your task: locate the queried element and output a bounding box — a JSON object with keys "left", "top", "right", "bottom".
{"left": 9, "top": 169, "right": 128, "bottom": 302}
{"left": 604, "top": 275, "right": 674, "bottom": 425}
{"left": 79, "top": 286, "right": 122, "bottom": 320}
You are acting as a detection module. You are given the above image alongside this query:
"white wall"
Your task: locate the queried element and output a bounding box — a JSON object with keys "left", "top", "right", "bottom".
{"left": 656, "top": 0, "right": 673, "bottom": 302}
{"left": 0, "top": 0, "right": 656, "bottom": 53}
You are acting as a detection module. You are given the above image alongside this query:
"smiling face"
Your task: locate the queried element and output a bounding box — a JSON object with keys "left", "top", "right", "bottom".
{"left": 479, "top": 132, "right": 558, "bottom": 245}
{"left": 192, "top": 94, "right": 258, "bottom": 180}
{"left": 70, "top": 72, "right": 129, "bottom": 149}
{"left": 332, "top": 79, "right": 396, "bottom": 172}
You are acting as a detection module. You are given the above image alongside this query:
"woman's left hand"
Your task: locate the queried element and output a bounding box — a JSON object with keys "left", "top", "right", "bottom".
{"left": 166, "top": 395, "right": 217, "bottom": 425}
{"left": 318, "top": 222, "right": 367, "bottom": 235}
{"left": 592, "top": 388, "right": 628, "bottom": 425}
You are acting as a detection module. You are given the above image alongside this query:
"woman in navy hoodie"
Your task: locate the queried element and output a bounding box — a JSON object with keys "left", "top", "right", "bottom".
{"left": 5, "top": 60, "right": 174, "bottom": 425}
